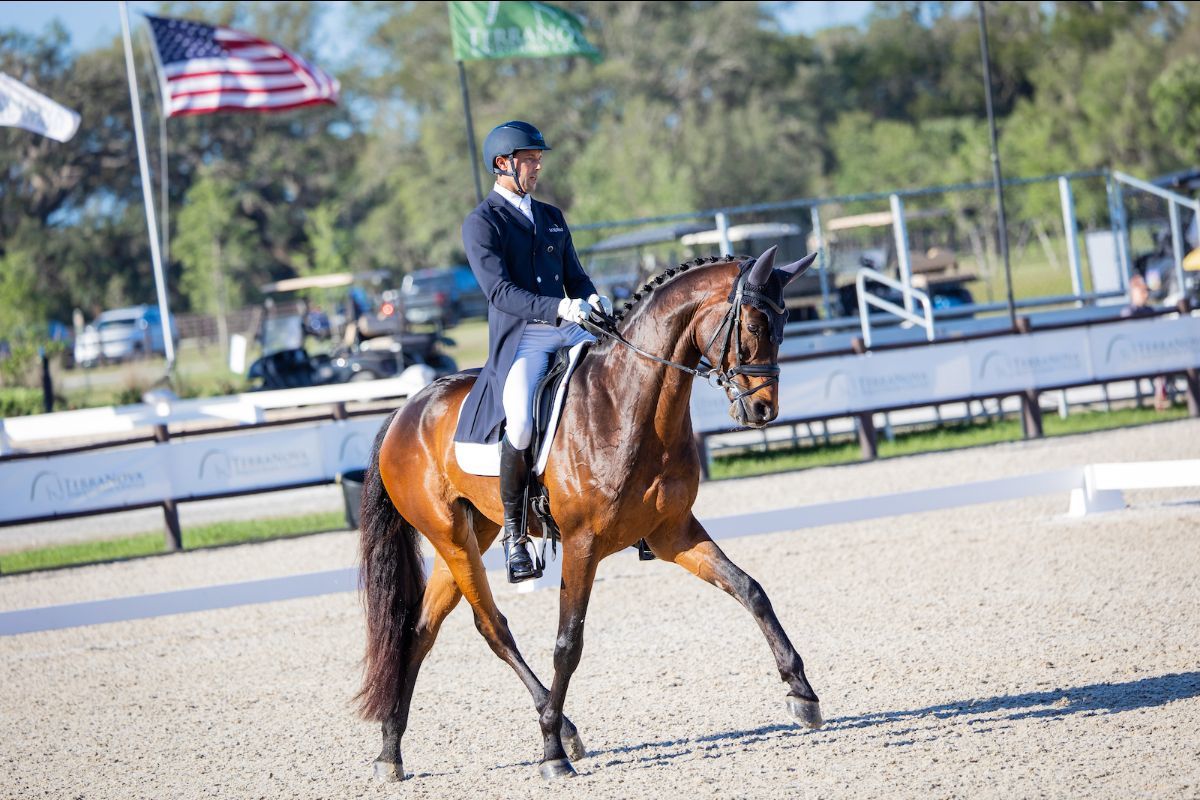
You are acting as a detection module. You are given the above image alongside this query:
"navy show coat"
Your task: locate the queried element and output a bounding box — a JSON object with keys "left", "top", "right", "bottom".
{"left": 454, "top": 190, "right": 598, "bottom": 444}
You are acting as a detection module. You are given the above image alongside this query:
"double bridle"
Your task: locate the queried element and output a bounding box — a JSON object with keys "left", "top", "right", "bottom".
{"left": 580, "top": 262, "right": 785, "bottom": 421}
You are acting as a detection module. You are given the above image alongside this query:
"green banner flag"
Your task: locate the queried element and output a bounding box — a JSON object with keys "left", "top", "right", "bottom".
{"left": 448, "top": 1, "right": 601, "bottom": 62}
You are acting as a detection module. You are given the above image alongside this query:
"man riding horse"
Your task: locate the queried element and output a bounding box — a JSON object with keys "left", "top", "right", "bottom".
{"left": 356, "top": 119, "right": 822, "bottom": 782}
{"left": 454, "top": 120, "right": 613, "bottom": 583}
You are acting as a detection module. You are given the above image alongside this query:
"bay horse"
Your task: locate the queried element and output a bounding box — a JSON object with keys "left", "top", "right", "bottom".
{"left": 356, "top": 246, "right": 822, "bottom": 781}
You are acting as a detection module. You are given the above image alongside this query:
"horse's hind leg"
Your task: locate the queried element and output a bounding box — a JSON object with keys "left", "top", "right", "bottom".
{"left": 649, "top": 515, "right": 823, "bottom": 729}
{"left": 416, "top": 503, "right": 586, "bottom": 760}
{"left": 373, "top": 553, "right": 462, "bottom": 781}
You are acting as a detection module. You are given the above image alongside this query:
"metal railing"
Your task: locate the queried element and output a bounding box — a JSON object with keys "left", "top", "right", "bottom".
{"left": 1111, "top": 170, "right": 1200, "bottom": 302}
{"left": 577, "top": 168, "right": 1119, "bottom": 323}
{"left": 855, "top": 267, "right": 934, "bottom": 348}
{"left": 779, "top": 289, "right": 1131, "bottom": 343}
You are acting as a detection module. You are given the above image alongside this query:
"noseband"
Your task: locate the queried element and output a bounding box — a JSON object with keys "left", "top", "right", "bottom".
{"left": 581, "top": 259, "right": 785, "bottom": 421}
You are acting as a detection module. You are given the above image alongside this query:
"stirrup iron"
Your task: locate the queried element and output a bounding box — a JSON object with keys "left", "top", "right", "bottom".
{"left": 635, "top": 538, "right": 655, "bottom": 561}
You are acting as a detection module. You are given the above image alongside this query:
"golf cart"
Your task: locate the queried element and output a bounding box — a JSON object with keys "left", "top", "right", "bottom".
{"left": 680, "top": 222, "right": 824, "bottom": 321}
{"left": 822, "top": 209, "right": 976, "bottom": 318}
{"left": 246, "top": 272, "right": 457, "bottom": 390}
{"left": 581, "top": 221, "right": 824, "bottom": 320}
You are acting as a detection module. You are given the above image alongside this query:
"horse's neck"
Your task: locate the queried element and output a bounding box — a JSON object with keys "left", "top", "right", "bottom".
{"left": 578, "top": 268, "right": 722, "bottom": 445}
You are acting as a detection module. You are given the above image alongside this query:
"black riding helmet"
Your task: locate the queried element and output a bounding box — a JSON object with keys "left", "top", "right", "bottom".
{"left": 482, "top": 120, "right": 551, "bottom": 195}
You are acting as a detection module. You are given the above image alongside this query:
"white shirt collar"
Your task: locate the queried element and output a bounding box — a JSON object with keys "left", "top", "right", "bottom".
{"left": 493, "top": 182, "right": 533, "bottom": 221}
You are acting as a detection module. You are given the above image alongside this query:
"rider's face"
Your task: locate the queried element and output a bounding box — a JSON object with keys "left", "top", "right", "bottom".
{"left": 498, "top": 149, "right": 543, "bottom": 193}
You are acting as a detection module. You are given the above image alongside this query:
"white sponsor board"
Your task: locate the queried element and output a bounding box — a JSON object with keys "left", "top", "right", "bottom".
{"left": 168, "top": 427, "right": 326, "bottom": 499}
{"left": 691, "top": 315, "right": 1200, "bottom": 432}
{"left": 0, "top": 445, "right": 170, "bottom": 521}
{"left": 690, "top": 380, "right": 739, "bottom": 434}
{"left": 971, "top": 329, "right": 1093, "bottom": 395}
{"left": 4, "top": 317, "right": 1198, "bottom": 522}
{"left": 320, "top": 417, "right": 387, "bottom": 478}
{"left": 0, "top": 417, "right": 391, "bottom": 523}
{"left": 1089, "top": 315, "right": 1200, "bottom": 380}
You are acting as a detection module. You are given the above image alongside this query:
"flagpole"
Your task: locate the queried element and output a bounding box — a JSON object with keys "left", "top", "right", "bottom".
{"left": 119, "top": 0, "right": 176, "bottom": 373}
{"left": 137, "top": 20, "right": 171, "bottom": 278}
{"left": 456, "top": 60, "right": 483, "bottom": 203}
{"left": 159, "top": 102, "right": 169, "bottom": 273}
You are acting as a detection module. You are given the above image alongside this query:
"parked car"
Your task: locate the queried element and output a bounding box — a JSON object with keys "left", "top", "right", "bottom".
{"left": 449, "top": 265, "right": 488, "bottom": 319}
{"left": 74, "top": 305, "right": 176, "bottom": 367}
{"left": 392, "top": 266, "right": 487, "bottom": 329}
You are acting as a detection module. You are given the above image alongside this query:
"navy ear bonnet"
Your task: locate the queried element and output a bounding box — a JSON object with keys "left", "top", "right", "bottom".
{"left": 730, "top": 258, "right": 788, "bottom": 344}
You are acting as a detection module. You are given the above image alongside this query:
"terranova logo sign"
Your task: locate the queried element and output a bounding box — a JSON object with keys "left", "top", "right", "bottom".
{"left": 29, "top": 468, "right": 146, "bottom": 504}
{"left": 1103, "top": 331, "right": 1200, "bottom": 370}
{"left": 823, "top": 365, "right": 932, "bottom": 408}
{"left": 977, "top": 346, "right": 1085, "bottom": 388}
{"left": 448, "top": 1, "right": 601, "bottom": 62}
{"left": 198, "top": 445, "right": 314, "bottom": 486}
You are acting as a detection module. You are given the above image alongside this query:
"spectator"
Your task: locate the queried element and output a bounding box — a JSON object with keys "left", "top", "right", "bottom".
{"left": 1122, "top": 274, "right": 1170, "bottom": 410}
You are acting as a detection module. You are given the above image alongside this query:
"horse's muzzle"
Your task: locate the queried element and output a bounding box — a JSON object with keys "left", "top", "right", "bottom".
{"left": 731, "top": 397, "right": 777, "bottom": 429}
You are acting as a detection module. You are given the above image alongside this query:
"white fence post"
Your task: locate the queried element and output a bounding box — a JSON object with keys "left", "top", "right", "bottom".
{"left": 1059, "top": 176, "right": 1084, "bottom": 306}
{"left": 890, "top": 194, "right": 915, "bottom": 315}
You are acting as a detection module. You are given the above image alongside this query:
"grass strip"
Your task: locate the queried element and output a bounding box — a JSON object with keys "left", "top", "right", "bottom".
{"left": 0, "top": 533, "right": 165, "bottom": 574}
{"left": 0, "top": 511, "right": 348, "bottom": 576}
{"left": 182, "top": 511, "right": 348, "bottom": 549}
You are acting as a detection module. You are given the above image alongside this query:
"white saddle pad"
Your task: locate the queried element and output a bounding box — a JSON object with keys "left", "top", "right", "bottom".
{"left": 453, "top": 342, "right": 587, "bottom": 477}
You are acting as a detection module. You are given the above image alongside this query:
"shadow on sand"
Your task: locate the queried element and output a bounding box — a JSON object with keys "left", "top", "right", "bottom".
{"left": 578, "top": 671, "right": 1200, "bottom": 769}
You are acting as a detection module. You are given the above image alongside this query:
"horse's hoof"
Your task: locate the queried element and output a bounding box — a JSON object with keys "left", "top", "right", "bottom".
{"left": 539, "top": 758, "right": 577, "bottom": 780}
{"left": 787, "top": 696, "right": 824, "bottom": 730}
{"left": 373, "top": 759, "right": 405, "bottom": 782}
{"left": 563, "top": 729, "right": 587, "bottom": 761}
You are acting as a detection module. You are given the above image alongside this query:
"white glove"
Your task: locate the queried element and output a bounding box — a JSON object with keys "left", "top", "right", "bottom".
{"left": 587, "top": 293, "right": 613, "bottom": 316}
{"left": 557, "top": 296, "right": 593, "bottom": 324}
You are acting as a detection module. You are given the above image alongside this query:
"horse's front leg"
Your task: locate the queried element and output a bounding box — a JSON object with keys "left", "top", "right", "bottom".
{"left": 650, "top": 515, "right": 822, "bottom": 729}
{"left": 537, "top": 537, "right": 601, "bottom": 780}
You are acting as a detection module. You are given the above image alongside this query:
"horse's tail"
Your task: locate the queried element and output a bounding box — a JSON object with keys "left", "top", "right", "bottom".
{"left": 355, "top": 410, "right": 427, "bottom": 722}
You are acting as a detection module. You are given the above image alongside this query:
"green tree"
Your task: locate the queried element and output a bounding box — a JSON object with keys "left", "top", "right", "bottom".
{"left": 0, "top": 238, "right": 46, "bottom": 338}
{"left": 174, "top": 170, "right": 258, "bottom": 347}
{"left": 1150, "top": 56, "right": 1200, "bottom": 161}
{"left": 301, "top": 202, "right": 352, "bottom": 276}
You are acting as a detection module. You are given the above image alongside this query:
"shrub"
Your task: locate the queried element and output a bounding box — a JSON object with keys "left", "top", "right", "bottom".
{"left": 0, "top": 387, "right": 49, "bottom": 417}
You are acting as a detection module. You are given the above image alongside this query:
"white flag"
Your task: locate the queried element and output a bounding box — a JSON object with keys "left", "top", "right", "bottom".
{"left": 0, "top": 72, "right": 81, "bottom": 143}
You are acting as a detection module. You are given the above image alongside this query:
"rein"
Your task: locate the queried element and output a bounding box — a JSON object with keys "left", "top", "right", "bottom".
{"left": 578, "top": 264, "right": 783, "bottom": 416}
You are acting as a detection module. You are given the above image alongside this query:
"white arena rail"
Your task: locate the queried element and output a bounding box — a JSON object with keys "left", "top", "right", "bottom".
{"left": 0, "top": 369, "right": 431, "bottom": 454}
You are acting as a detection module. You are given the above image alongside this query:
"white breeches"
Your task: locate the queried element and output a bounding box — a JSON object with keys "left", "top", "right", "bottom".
{"left": 502, "top": 322, "right": 595, "bottom": 450}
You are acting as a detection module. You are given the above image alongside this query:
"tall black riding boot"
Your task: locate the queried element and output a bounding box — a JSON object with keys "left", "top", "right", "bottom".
{"left": 499, "top": 439, "right": 538, "bottom": 583}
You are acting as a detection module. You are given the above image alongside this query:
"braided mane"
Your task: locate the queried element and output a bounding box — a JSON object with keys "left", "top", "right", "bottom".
{"left": 613, "top": 253, "right": 741, "bottom": 323}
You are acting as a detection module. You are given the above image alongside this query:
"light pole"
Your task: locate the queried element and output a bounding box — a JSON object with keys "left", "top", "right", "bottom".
{"left": 978, "top": 1, "right": 1016, "bottom": 330}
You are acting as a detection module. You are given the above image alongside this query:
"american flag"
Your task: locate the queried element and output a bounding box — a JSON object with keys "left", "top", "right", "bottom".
{"left": 144, "top": 13, "right": 338, "bottom": 117}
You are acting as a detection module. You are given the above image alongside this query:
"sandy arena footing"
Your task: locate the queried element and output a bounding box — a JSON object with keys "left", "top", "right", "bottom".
{"left": 1, "top": 420, "right": 1198, "bottom": 799}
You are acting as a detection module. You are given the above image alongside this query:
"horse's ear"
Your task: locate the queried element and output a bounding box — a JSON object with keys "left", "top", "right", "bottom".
{"left": 748, "top": 246, "right": 778, "bottom": 284}
{"left": 778, "top": 252, "right": 818, "bottom": 286}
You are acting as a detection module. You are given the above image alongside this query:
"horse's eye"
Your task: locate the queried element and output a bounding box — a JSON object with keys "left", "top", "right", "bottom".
{"left": 747, "top": 324, "right": 762, "bottom": 336}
